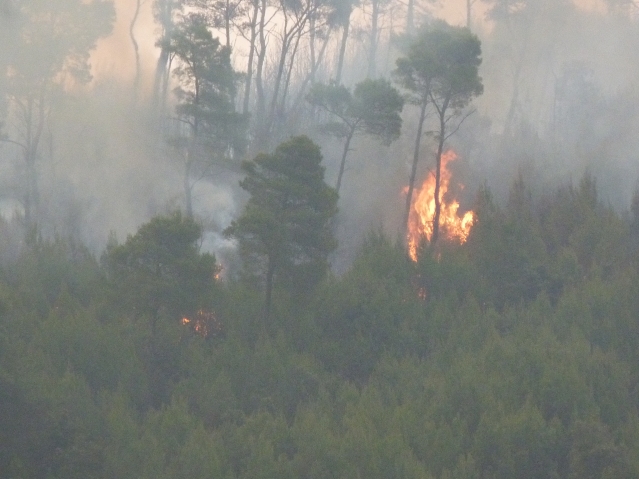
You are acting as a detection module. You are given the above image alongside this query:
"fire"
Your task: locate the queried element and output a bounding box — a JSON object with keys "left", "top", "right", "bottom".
{"left": 181, "top": 309, "right": 223, "bottom": 338}
{"left": 407, "top": 150, "right": 474, "bottom": 261}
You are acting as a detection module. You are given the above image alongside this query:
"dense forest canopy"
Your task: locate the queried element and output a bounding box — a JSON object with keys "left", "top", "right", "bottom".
{"left": 3, "top": 0, "right": 639, "bottom": 477}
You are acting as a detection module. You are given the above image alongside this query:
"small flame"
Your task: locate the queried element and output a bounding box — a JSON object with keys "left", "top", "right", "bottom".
{"left": 406, "top": 150, "right": 475, "bottom": 261}
{"left": 181, "top": 309, "right": 223, "bottom": 338}
{"left": 214, "top": 266, "right": 223, "bottom": 281}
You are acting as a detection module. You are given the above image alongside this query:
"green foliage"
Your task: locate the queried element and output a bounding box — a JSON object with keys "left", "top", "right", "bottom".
{"left": 394, "top": 21, "right": 483, "bottom": 107}
{"left": 313, "top": 233, "right": 423, "bottom": 380}
{"left": 166, "top": 12, "right": 247, "bottom": 155}
{"left": 225, "top": 136, "right": 338, "bottom": 321}
{"left": 3, "top": 173, "right": 639, "bottom": 479}
{"left": 7, "top": 0, "right": 115, "bottom": 89}
{"left": 103, "top": 211, "right": 219, "bottom": 321}
{"left": 307, "top": 79, "right": 404, "bottom": 144}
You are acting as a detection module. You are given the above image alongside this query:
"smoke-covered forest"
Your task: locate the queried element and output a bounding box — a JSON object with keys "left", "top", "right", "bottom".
{"left": 3, "top": 0, "right": 639, "bottom": 477}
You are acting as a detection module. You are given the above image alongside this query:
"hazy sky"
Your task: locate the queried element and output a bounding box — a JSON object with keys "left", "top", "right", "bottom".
{"left": 92, "top": 0, "right": 608, "bottom": 86}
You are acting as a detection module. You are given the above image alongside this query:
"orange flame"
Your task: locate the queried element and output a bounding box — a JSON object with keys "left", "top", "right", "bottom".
{"left": 407, "top": 150, "right": 474, "bottom": 261}
{"left": 181, "top": 309, "right": 223, "bottom": 338}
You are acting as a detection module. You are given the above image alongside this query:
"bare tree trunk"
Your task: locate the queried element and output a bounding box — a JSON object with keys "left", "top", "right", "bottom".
{"left": 309, "top": 16, "right": 316, "bottom": 79}
{"left": 243, "top": 0, "right": 259, "bottom": 115}
{"left": 253, "top": 0, "right": 268, "bottom": 152}
{"left": 336, "top": 14, "right": 351, "bottom": 84}
{"left": 406, "top": 0, "right": 414, "bottom": 34}
{"left": 130, "top": 0, "right": 142, "bottom": 104}
{"left": 278, "top": 30, "right": 303, "bottom": 117}
{"left": 431, "top": 98, "right": 450, "bottom": 246}
{"left": 152, "top": 48, "right": 169, "bottom": 109}
{"left": 290, "top": 33, "right": 330, "bottom": 112}
{"left": 184, "top": 149, "right": 194, "bottom": 218}
{"left": 336, "top": 128, "right": 355, "bottom": 195}
{"left": 368, "top": 0, "right": 380, "bottom": 78}
{"left": 225, "top": 0, "right": 231, "bottom": 47}
{"left": 264, "top": 255, "right": 275, "bottom": 325}
{"left": 503, "top": 59, "right": 523, "bottom": 137}
{"left": 21, "top": 88, "right": 46, "bottom": 227}
{"left": 268, "top": 18, "right": 293, "bottom": 128}
{"left": 403, "top": 98, "right": 428, "bottom": 242}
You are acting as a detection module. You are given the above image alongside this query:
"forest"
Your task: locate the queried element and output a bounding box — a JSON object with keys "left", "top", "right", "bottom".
{"left": 3, "top": 0, "right": 639, "bottom": 477}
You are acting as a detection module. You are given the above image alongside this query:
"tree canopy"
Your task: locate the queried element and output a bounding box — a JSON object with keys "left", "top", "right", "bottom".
{"left": 224, "top": 135, "right": 338, "bottom": 322}
{"left": 307, "top": 78, "right": 404, "bottom": 194}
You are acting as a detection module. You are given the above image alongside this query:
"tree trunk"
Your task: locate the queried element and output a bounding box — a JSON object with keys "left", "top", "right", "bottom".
{"left": 431, "top": 94, "right": 450, "bottom": 246}
{"left": 242, "top": 0, "right": 259, "bottom": 115}
{"left": 336, "top": 128, "right": 355, "bottom": 195}
{"left": 184, "top": 151, "right": 193, "bottom": 218}
{"left": 403, "top": 98, "right": 428, "bottom": 242}
{"left": 335, "top": 13, "right": 351, "bottom": 84}
{"left": 290, "top": 33, "right": 330, "bottom": 113}
{"left": 264, "top": 256, "right": 276, "bottom": 326}
{"left": 406, "top": 0, "right": 414, "bottom": 34}
{"left": 129, "top": 0, "right": 142, "bottom": 104}
{"left": 278, "top": 30, "right": 303, "bottom": 119}
{"left": 225, "top": 0, "right": 231, "bottom": 47}
{"left": 23, "top": 90, "right": 46, "bottom": 227}
{"left": 368, "top": 0, "right": 380, "bottom": 78}
{"left": 252, "top": 0, "right": 268, "bottom": 153}
{"left": 503, "top": 59, "right": 523, "bottom": 137}
{"left": 268, "top": 18, "right": 293, "bottom": 130}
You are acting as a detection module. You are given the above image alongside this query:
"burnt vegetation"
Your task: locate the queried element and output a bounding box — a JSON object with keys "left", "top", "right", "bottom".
{"left": 4, "top": 0, "right": 639, "bottom": 478}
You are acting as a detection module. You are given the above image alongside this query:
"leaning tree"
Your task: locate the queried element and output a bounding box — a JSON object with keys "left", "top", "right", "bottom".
{"left": 306, "top": 78, "right": 403, "bottom": 195}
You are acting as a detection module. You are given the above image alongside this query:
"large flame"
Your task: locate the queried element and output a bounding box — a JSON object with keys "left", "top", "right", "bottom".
{"left": 407, "top": 150, "right": 474, "bottom": 261}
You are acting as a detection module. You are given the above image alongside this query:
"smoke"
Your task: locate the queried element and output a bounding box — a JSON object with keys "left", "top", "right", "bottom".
{"left": 3, "top": 0, "right": 639, "bottom": 270}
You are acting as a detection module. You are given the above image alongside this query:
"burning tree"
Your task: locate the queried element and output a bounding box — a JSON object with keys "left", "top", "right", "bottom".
{"left": 103, "top": 212, "right": 220, "bottom": 325}
{"left": 406, "top": 150, "right": 474, "bottom": 261}
{"left": 394, "top": 21, "right": 483, "bottom": 248}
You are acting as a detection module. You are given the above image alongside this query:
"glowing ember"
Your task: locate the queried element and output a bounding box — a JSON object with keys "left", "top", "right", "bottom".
{"left": 181, "top": 309, "right": 223, "bottom": 338}
{"left": 407, "top": 150, "right": 475, "bottom": 261}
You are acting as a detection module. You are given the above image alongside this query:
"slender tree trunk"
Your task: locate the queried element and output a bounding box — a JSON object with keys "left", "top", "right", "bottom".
{"left": 278, "top": 30, "right": 303, "bottom": 117}
{"left": 290, "top": 33, "right": 330, "bottom": 113}
{"left": 335, "top": 13, "right": 351, "bottom": 84}
{"left": 243, "top": 0, "right": 259, "bottom": 115}
{"left": 431, "top": 95, "right": 450, "bottom": 246}
{"left": 504, "top": 60, "right": 523, "bottom": 137}
{"left": 130, "top": 0, "right": 142, "bottom": 104}
{"left": 406, "top": 0, "right": 414, "bottom": 34}
{"left": 225, "top": 0, "right": 231, "bottom": 47}
{"left": 269, "top": 20, "right": 293, "bottom": 127}
{"left": 336, "top": 128, "right": 355, "bottom": 195}
{"left": 253, "top": 0, "right": 268, "bottom": 153}
{"left": 264, "top": 256, "right": 276, "bottom": 325}
{"left": 22, "top": 89, "right": 46, "bottom": 226}
{"left": 403, "top": 98, "right": 428, "bottom": 241}
{"left": 368, "top": 0, "right": 380, "bottom": 78}
{"left": 153, "top": 48, "right": 169, "bottom": 107}
{"left": 309, "top": 16, "right": 316, "bottom": 79}
{"left": 466, "top": 0, "right": 472, "bottom": 30}
{"left": 184, "top": 151, "right": 193, "bottom": 218}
